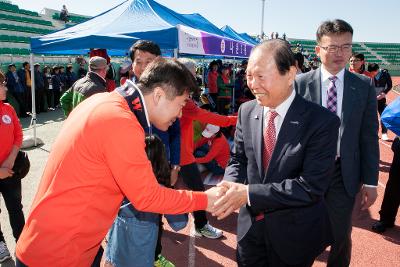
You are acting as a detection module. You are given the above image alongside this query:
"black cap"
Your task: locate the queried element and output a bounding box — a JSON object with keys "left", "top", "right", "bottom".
{"left": 8, "top": 63, "right": 15, "bottom": 68}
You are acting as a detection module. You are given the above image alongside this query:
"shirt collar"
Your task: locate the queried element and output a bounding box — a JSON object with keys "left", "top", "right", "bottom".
{"left": 321, "top": 65, "right": 345, "bottom": 84}
{"left": 264, "top": 89, "right": 296, "bottom": 119}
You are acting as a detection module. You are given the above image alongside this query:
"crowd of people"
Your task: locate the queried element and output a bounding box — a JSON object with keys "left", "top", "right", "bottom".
{"left": 0, "top": 17, "right": 398, "bottom": 267}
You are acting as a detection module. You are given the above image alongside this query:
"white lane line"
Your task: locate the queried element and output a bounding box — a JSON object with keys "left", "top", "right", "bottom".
{"left": 378, "top": 181, "right": 386, "bottom": 189}
{"left": 188, "top": 214, "right": 196, "bottom": 267}
{"left": 392, "top": 90, "right": 399, "bottom": 95}
{"left": 379, "top": 140, "right": 391, "bottom": 149}
{"left": 378, "top": 140, "right": 391, "bottom": 189}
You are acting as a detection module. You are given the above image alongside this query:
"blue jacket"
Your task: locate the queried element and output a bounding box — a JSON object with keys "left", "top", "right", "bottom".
{"left": 6, "top": 71, "right": 24, "bottom": 93}
{"left": 152, "top": 120, "right": 181, "bottom": 166}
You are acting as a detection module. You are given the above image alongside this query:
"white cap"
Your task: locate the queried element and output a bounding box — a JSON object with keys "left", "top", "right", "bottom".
{"left": 202, "top": 124, "right": 220, "bottom": 138}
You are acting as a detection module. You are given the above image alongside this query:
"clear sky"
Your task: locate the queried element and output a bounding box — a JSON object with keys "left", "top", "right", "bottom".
{"left": 11, "top": 0, "right": 400, "bottom": 43}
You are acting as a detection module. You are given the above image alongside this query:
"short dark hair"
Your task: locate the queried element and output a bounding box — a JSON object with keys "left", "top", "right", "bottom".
{"left": 316, "top": 19, "right": 353, "bottom": 43}
{"left": 137, "top": 58, "right": 197, "bottom": 99}
{"left": 352, "top": 52, "right": 365, "bottom": 61}
{"left": 251, "top": 39, "right": 296, "bottom": 75}
{"left": 294, "top": 52, "right": 304, "bottom": 69}
{"left": 22, "top": 62, "right": 29, "bottom": 68}
{"left": 129, "top": 40, "right": 161, "bottom": 61}
{"left": 367, "top": 63, "right": 379, "bottom": 72}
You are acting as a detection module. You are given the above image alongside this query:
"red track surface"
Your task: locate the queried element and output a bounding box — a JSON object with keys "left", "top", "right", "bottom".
{"left": 159, "top": 90, "right": 400, "bottom": 267}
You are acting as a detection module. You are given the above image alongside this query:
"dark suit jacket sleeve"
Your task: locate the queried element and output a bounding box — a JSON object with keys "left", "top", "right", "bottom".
{"left": 168, "top": 119, "right": 181, "bottom": 166}
{"left": 249, "top": 115, "right": 340, "bottom": 211}
{"left": 224, "top": 105, "right": 248, "bottom": 184}
{"left": 360, "top": 81, "right": 379, "bottom": 186}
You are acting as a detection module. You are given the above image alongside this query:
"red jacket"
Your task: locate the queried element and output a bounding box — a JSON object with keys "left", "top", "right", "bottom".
{"left": 0, "top": 101, "right": 22, "bottom": 164}
{"left": 180, "top": 100, "right": 237, "bottom": 166}
{"left": 195, "top": 135, "right": 230, "bottom": 168}
{"left": 207, "top": 70, "right": 218, "bottom": 94}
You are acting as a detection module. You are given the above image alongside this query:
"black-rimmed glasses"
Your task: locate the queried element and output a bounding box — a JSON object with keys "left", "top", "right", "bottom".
{"left": 319, "top": 44, "right": 352, "bottom": 53}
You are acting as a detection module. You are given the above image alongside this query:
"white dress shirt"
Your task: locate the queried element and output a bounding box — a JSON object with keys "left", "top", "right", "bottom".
{"left": 320, "top": 66, "right": 345, "bottom": 156}
{"left": 263, "top": 89, "right": 296, "bottom": 139}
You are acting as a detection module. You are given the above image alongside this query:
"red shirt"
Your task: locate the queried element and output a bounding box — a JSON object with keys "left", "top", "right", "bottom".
{"left": 16, "top": 91, "right": 207, "bottom": 267}
{"left": 195, "top": 135, "right": 230, "bottom": 168}
{"left": 180, "top": 100, "right": 237, "bottom": 166}
{"left": 207, "top": 70, "right": 218, "bottom": 94}
{"left": 0, "top": 101, "right": 22, "bottom": 164}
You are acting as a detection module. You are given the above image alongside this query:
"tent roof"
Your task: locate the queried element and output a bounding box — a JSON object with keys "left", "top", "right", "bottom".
{"left": 221, "top": 25, "right": 258, "bottom": 45}
{"left": 239, "top": 32, "right": 259, "bottom": 45}
{"left": 31, "top": 0, "right": 251, "bottom": 56}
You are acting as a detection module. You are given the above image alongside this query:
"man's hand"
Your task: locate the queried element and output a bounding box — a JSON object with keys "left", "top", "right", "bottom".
{"left": 377, "top": 92, "right": 386, "bottom": 100}
{"left": 0, "top": 168, "right": 14, "bottom": 179}
{"left": 212, "top": 181, "right": 248, "bottom": 220}
{"left": 205, "top": 186, "right": 227, "bottom": 213}
{"left": 170, "top": 168, "right": 179, "bottom": 186}
{"left": 360, "top": 185, "right": 377, "bottom": 210}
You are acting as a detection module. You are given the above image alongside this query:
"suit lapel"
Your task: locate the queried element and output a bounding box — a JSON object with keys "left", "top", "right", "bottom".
{"left": 307, "top": 69, "right": 322, "bottom": 105}
{"left": 251, "top": 104, "right": 264, "bottom": 181}
{"left": 341, "top": 70, "right": 356, "bottom": 133}
{"left": 264, "top": 95, "right": 306, "bottom": 181}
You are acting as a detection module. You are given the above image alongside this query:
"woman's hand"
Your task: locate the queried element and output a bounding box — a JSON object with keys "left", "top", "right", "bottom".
{"left": 1, "top": 157, "right": 15, "bottom": 170}
{"left": 0, "top": 167, "right": 14, "bottom": 179}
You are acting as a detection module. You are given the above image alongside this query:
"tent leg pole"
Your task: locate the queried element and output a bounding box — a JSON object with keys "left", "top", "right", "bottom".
{"left": 30, "top": 54, "right": 37, "bottom": 147}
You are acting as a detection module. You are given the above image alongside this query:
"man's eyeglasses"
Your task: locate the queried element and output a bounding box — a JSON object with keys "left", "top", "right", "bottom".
{"left": 349, "top": 59, "right": 361, "bottom": 63}
{"left": 319, "top": 44, "right": 352, "bottom": 53}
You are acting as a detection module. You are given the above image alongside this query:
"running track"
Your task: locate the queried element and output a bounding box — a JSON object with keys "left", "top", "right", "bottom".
{"left": 159, "top": 87, "right": 400, "bottom": 267}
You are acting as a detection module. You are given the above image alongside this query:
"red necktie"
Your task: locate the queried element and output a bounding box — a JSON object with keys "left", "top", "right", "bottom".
{"left": 263, "top": 111, "right": 279, "bottom": 169}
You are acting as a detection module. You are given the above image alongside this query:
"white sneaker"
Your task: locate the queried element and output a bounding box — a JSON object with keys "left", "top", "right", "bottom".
{"left": 382, "top": 134, "right": 389, "bottom": 141}
{"left": 195, "top": 223, "right": 223, "bottom": 239}
{"left": 0, "top": 241, "right": 11, "bottom": 263}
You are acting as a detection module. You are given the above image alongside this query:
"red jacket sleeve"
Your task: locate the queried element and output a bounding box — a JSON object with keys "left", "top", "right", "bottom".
{"left": 11, "top": 105, "right": 23, "bottom": 147}
{"left": 183, "top": 100, "right": 237, "bottom": 127}
{"left": 194, "top": 137, "right": 208, "bottom": 150}
{"left": 195, "top": 137, "right": 224, "bottom": 164}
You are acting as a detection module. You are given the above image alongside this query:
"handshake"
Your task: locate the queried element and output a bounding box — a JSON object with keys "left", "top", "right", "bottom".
{"left": 205, "top": 181, "right": 248, "bottom": 220}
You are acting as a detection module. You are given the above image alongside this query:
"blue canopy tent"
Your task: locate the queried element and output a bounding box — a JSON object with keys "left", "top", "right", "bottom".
{"left": 240, "top": 33, "right": 259, "bottom": 45}
{"left": 221, "top": 25, "right": 259, "bottom": 45}
{"left": 28, "top": 0, "right": 255, "bottom": 143}
{"left": 31, "top": 0, "right": 254, "bottom": 56}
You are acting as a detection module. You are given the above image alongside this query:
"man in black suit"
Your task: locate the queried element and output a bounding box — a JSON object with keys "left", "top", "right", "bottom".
{"left": 212, "top": 39, "right": 341, "bottom": 266}
{"left": 295, "top": 19, "right": 379, "bottom": 267}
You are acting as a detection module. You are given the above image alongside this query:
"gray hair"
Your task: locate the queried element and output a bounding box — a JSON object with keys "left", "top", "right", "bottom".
{"left": 178, "top": 58, "right": 196, "bottom": 76}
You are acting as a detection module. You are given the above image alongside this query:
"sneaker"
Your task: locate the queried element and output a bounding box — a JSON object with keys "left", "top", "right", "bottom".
{"left": 382, "top": 134, "right": 389, "bottom": 141}
{"left": 0, "top": 241, "right": 11, "bottom": 263}
{"left": 154, "top": 254, "right": 175, "bottom": 267}
{"left": 195, "top": 223, "right": 223, "bottom": 239}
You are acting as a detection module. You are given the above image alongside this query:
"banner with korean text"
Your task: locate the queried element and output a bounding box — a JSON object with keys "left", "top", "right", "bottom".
{"left": 177, "top": 24, "right": 254, "bottom": 58}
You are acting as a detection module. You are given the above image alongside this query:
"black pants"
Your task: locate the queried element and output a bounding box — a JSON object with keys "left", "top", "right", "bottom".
{"left": 237, "top": 220, "right": 314, "bottom": 267}
{"left": 179, "top": 163, "right": 207, "bottom": 229}
{"left": 325, "top": 162, "right": 356, "bottom": 267}
{"left": 379, "top": 137, "right": 400, "bottom": 224}
{"left": 0, "top": 177, "right": 25, "bottom": 243}
{"left": 35, "top": 88, "right": 45, "bottom": 113}
{"left": 24, "top": 87, "right": 32, "bottom": 112}
{"left": 378, "top": 98, "right": 387, "bottom": 134}
{"left": 11, "top": 92, "right": 28, "bottom": 117}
